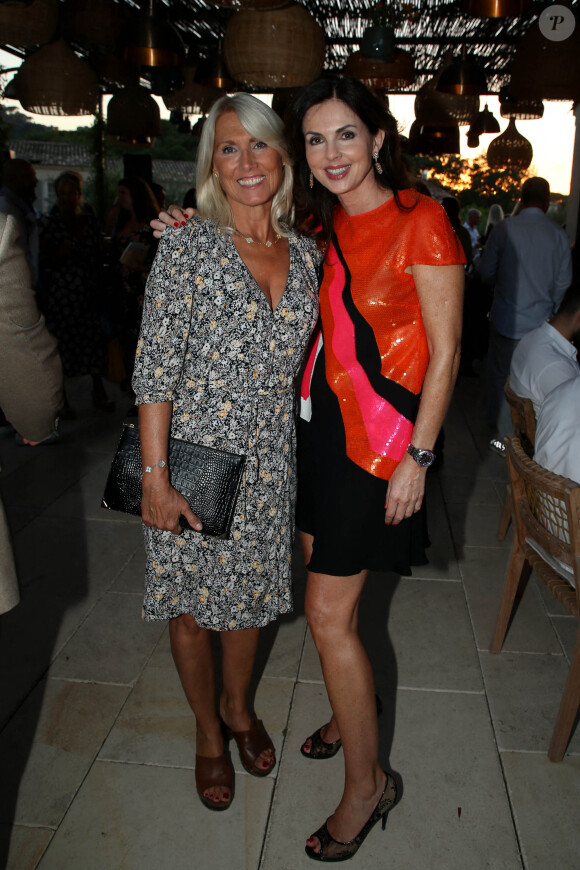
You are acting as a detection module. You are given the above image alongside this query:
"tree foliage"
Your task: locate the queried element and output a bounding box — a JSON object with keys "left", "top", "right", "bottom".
{"left": 408, "top": 152, "right": 531, "bottom": 214}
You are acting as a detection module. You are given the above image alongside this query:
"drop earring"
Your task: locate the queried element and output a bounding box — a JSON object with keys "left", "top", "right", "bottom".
{"left": 309, "top": 171, "right": 314, "bottom": 189}
{"left": 372, "top": 152, "right": 383, "bottom": 175}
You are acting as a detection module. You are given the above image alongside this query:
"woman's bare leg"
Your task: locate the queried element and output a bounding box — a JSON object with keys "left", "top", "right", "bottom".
{"left": 169, "top": 613, "right": 230, "bottom": 804}
{"left": 304, "top": 569, "right": 386, "bottom": 852}
{"left": 220, "top": 627, "right": 274, "bottom": 771}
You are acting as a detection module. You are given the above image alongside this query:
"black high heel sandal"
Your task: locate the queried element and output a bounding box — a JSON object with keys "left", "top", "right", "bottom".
{"left": 305, "top": 773, "right": 397, "bottom": 863}
{"left": 300, "top": 695, "right": 383, "bottom": 761}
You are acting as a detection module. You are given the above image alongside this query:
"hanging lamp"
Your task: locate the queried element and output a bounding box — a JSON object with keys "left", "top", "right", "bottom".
{"left": 461, "top": 0, "right": 530, "bottom": 16}
{"left": 63, "top": 0, "right": 128, "bottom": 52}
{"left": 0, "top": 0, "right": 58, "bottom": 47}
{"left": 345, "top": 49, "right": 414, "bottom": 91}
{"left": 224, "top": 4, "right": 325, "bottom": 88}
{"left": 466, "top": 125, "right": 480, "bottom": 148}
{"left": 14, "top": 38, "right": 99, "bottom": 115}
{"left": 408, "top": 120, "right": 460, "bottom": 156}
{"left": 107, "top": 84, "right": 161, "bottom": 147}
{"left": 473, "top": 103, "right": 500, "bottom": 134}
{"left": 119, "top": 0, "right": 185, "bottom": 67}
{"left": 414, "top": 55, "right": 478, "bottom": 126}
{"left": 487, "top": 118, "right": 533, "bottom": 170}
{"left": 437, "top": 47, "right": 487, "bottom": 96}
{"left": 195, "top": 39, "right": 236, "bottom": 89}
{"left": 509, "top": 24, "right": 580, "bottom": 101}
{"left": 164, "top": 66, "right": 220, "bottom": 115}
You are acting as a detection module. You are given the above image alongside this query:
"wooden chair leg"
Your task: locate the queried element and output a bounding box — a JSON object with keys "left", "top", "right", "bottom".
{"left": 491, "top": 538, "right": 529, "bottom": 653}
{"left": 548, "top": 626, "right": 580, "bottom": 762}
{"left": 497, "top": 486, "right": 512, "bottom": 541}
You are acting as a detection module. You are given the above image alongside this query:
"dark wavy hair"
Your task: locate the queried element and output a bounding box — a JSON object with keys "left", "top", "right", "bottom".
{"left": 116, "top": 176, "right": 160, "bottom": 230}
{"left": 288, "top": 75, "right": 413, "bottom": 241}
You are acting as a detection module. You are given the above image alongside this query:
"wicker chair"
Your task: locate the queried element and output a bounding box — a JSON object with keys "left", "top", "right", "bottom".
{"left": 491, "top": 436, "right": 580, "bottom": 761}
{"left": 497, "top": 378, "right": 537, "bottom": 541}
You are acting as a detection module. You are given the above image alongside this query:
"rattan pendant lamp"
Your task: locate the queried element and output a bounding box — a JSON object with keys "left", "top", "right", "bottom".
{"left": 107, "top": 84, "right": 161, "bottom": 147}
{"left": 487, "top": 118, "right": 533, "bottom": 169}
{"left": 499, "top": 85, "right": 544, "bottom": 120}
{"left": 437, "top": 47, "right": 487, "bottom": 96}
{"left": 14, "top": 37, "right": 99, "bottom": 115}
{"left": 0, "top": 0, "right": 58, "bottom": 47}
{"left": 462, "top": 0, "right": 530, "bottom": 16}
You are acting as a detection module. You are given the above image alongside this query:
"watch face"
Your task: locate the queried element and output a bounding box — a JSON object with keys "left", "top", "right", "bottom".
{"left": 409, "top": 446, "right": 435, "bottom": 467}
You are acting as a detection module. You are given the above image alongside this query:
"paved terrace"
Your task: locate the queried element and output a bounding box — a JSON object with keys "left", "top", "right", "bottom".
{"left": 1, "top": 369, "right": 579, "bottom": 870}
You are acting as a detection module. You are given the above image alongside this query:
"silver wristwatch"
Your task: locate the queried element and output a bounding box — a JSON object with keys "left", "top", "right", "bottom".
{"left": 407, "top": 444, "right": 436, "bottom": 468}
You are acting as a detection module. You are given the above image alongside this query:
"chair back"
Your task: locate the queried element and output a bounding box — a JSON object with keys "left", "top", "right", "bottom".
{"left": 505, "top": 435, "right": 580, "bottom": 615}
{"left": 504, "top": 378, "right": 536, "bottom": 455}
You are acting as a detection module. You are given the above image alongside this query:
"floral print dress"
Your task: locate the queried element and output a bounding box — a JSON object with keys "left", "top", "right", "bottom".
{"left": 132, "top": 218, "right": 321, "bottom": 629}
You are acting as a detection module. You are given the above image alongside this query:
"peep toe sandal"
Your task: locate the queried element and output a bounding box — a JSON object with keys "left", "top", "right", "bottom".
{"left": 300, "top": 726, "right": 342, "bottom": 760}
{"left": 305, "top": 773, "right": 398, "bottom": 863}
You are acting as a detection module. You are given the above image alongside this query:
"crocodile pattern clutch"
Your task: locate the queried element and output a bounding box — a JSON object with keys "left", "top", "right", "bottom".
{"left": 101, "top": 424, "right": 246, "bottom": 539}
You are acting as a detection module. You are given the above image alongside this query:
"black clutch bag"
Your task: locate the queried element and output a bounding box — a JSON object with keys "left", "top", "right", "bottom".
{"left": 101, "top": 423, "right": 246, "bottom": 539}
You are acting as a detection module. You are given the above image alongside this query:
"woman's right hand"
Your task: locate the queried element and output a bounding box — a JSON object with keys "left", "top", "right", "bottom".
{"left": 142, "top": 475, "right": 202, "bottom": 533}
{"left": 150, "top": 206, "right": 197, "bottom": 239}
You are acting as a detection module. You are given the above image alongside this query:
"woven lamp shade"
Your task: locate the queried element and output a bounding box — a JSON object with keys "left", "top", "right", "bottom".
{"left": 15, "top": 39, "right": 99, "bottom": 115}
{"left": 107, "top": 85, "right": 161, "bottom": 147}
{"left": 408, "top": 120, "right": 460, "bottom": 156}
{"left": 487, "top": 118, "right": 533, "bottom": 169}
{"left": 509, "top": 24, "right": 580, "bottom": 101}
{"left": 345, "top": 49, "right": 414, "bottom": 90}
{"left": 163, "top": 66, "right": 221, "bottom": 115}
{"left": 499, "top": 85, "right": 544, "bottom": 120}
{"left": 63, "top": 0, "right": 128, "bottom": 51}
{"left": 224, "top": 4, "right": 325, "bottom": 88}
{"left": 0, "top": 0, "right": 58, "bottom": 47}
{"left": 415, "top": 66, "right": 478, "bottom": 126}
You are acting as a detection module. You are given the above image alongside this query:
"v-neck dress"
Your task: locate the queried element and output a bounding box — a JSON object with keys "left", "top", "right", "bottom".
{"left": 132, "top": 217, "right": 321, "bottom": 628}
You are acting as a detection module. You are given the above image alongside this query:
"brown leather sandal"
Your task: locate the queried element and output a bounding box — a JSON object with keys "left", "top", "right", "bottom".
{"left": 195, "top": 754, "right": 234, "bottom": 811}
{"left": 222, "top": 718, "right": 276, "bottom": 777}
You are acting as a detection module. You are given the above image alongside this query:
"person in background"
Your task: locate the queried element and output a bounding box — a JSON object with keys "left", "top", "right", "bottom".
{"left": 483, "top": 203, "right": 504, "bottom": 243}
{"left": 478, "top": 177, "right": 572, "bottom": 455}
{"left": 510, "top": 280, "right": 580, "bottom": 416}
{"left": 105, "top": 176, "right": 159, "bottom": 405}
{"left": 182, "top": 187, "right": 199, "bottom": 213}
{"left": 0, "top": 159, "right": 39, "bottom": 285}
{"left": 463, "top": 207, "right": 482, "bottom": 262}
{"left": 38, "top": 172, "right": 113, "bottom": 415}
{"left": 534, "top": 378, "right": 580, "bottom": 486}
{"left": 0, "top": 212, "right": 63, "bottom": 616}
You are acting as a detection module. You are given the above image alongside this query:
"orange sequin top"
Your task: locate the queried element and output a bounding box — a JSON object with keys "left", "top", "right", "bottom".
{"left": 300, "top": 189, "right": 466, "bottom": 480}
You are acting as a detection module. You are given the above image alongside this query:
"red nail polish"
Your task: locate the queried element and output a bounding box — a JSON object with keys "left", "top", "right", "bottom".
{"left": 181, "top": 220, "right": 186, "bottom": 226}
{"left": 223, "top": 792, "right": 230, "bottom": 799}
{"left": 173, "top": 221, "right": 179, "bottom": 227}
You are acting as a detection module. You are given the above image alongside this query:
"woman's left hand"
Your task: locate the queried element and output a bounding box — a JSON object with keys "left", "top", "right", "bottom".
{"left": 150, "top": 206, "right": 197, "bottom": 239}
{"left": 384, "top": 452, "right": 426, "bottom": 526}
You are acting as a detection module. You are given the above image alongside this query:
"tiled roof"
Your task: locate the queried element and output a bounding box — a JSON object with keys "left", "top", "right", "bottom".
{"left": 8, "top": 140, "right": 196, "bottom": 181}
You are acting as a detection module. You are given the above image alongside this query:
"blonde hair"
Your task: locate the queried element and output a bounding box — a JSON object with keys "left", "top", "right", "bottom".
{"left": 196, "top": 93, "right": 294, "bottom": 235}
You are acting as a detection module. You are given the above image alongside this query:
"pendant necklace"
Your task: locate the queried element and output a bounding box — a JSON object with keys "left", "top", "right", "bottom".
{"left": 232, "top": 229, "right": 282, "bottom": 248}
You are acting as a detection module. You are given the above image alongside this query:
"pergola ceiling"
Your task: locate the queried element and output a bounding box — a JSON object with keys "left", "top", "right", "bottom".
{"left": 2, "top": 0, "right": 579, "bottom": 94}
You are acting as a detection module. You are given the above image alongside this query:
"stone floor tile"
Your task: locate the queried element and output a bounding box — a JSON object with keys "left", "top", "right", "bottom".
{"left": 551, "top": 616, "right": 580, "bottom": 662}
{"left": 533, "top": 575, "right": 572, "bottom": 618}
{"left": 48, "top": 592, "right": 165, "bottom": 685}
{"left": 501, "top": 751, "right": 580, "bottom": 870}
{"left": 264, "top": 682, "right": 521, "bottom": 870}
{"left": 110, "top": 550, "right": 146, "bottom": 594}
{"left": 0, "top": 678, "right": 130, "bottom": 827}
{"left": 480, "top": 650, "right": 580, "bottom": 754}
{"left": 461, "top": 547, "right": 563, "bottom": 654}
{"left": 0, "top": 446, "right": 87, "bottom": 511}
{"left": 36, "top": 760, "right": 272, "bottom": 870}
{"left": 371, "top": 576, "right": 483, "bottom": 692}
{"left": 45, "top": 455, "right": 142, "bottom": 523}
{"left": 2, "top": 824, "right": 53, "bottom": 870}
{"left": 100, "top": 633, "right": 293, "bottom": 775}
{"left": 447, "top": 500, "right": 511, "bottom": 554}
{"left": 402, "top": 481, "right": 460, "bottom": 581}
{"left": 259, "top": 613, "right": 308, "bottom": 681}
{"left": 439, "top": 472, "right": 502, "bottom": 506}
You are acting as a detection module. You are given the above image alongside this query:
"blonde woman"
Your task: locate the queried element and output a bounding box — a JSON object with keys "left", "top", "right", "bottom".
{"left": 137, "top": 94, "right": 320, "bottom": 810}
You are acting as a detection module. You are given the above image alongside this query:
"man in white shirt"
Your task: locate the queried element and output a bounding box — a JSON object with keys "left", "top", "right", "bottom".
{"left": 534, "top": 379, "right": 580, "bottom": 486}
{"left": 510, "top": 281, "right": 580, "bottom": 417}
{"left": 478, "top": 177, "right": 572, "bottom": 452}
